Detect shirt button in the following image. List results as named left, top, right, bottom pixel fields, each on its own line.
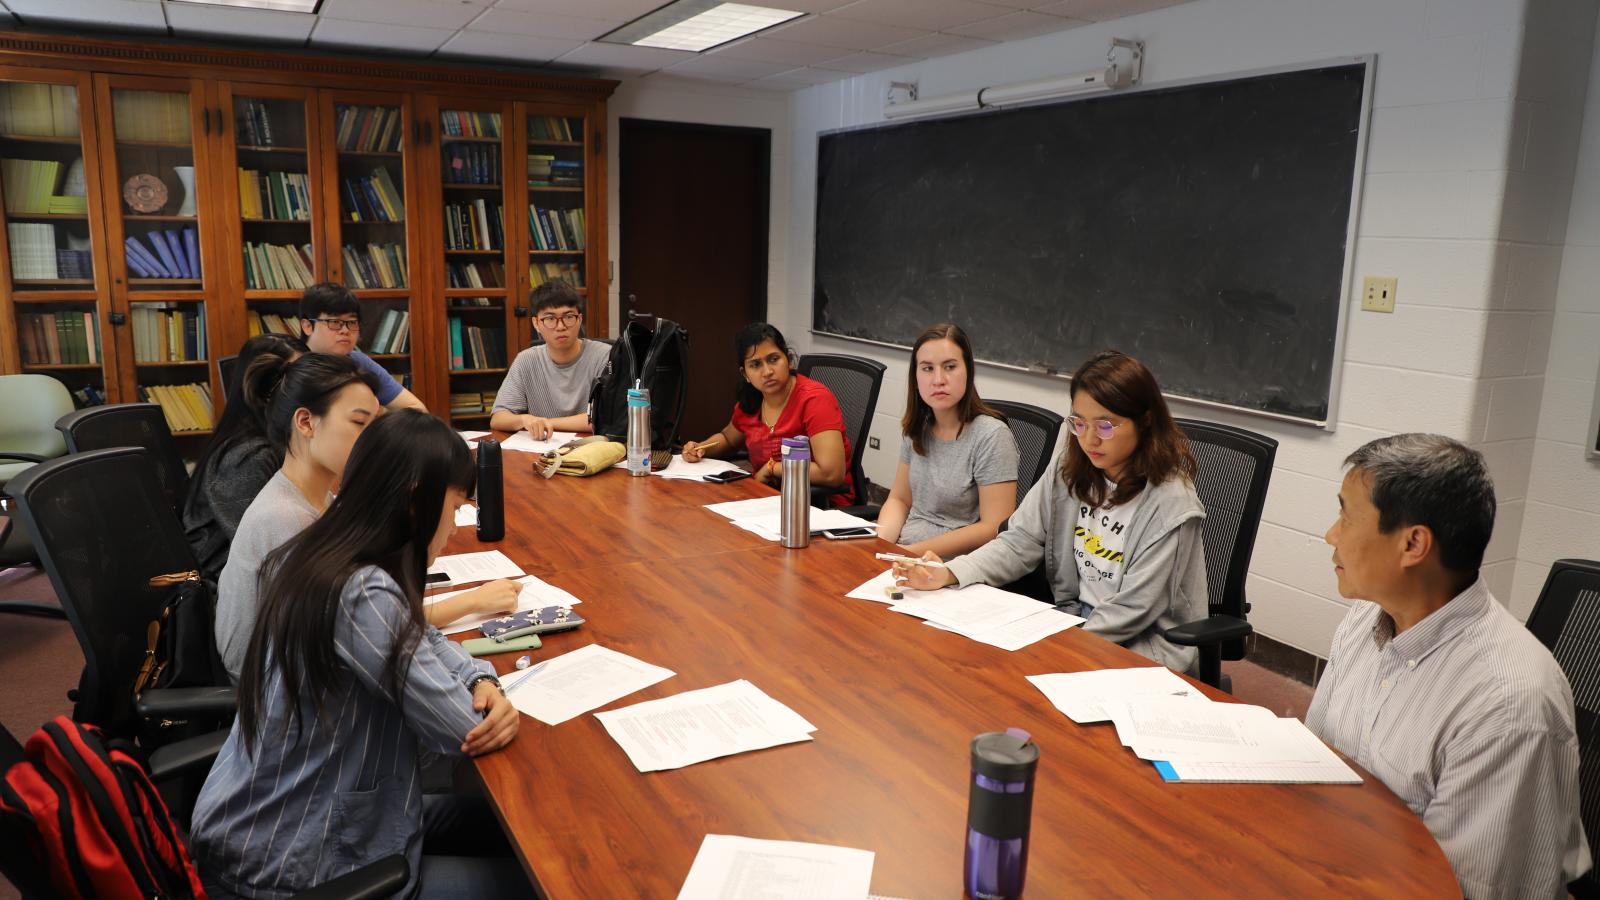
left=1380, top=679, right=1392, bottom=689
left=1407, top=660, right=1416, bottom=670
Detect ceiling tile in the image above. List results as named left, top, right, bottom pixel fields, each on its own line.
left=310, top=17, right=456, bottom=53
left=738, top=77, right=808, bottom=91
left=320, top=0, right=488, bottom=30
left=465, top=8, right=619, bottom=39
left=758, top=0, right=857, bottom=12
left=549, top=40, right=696, bottom=74
left=488, top=0, right=661, bottom=18
left=435, top=30, right=582, bottom=63
left=828, top=0, right=1013, bottom=32
left=763, top=13, right=923, bottom=50
left=713, top=36, right=853, bottom=67
left=6, top=0, right=165, bottom=29
left=166, top=3, right=315, bottom=42
left=760, top=65, right=853, bottom=85
left=665, top=54, right=794, bottom=80
left=947, top=10, right=1087, bottom=40
left=814, top=49, right=919, bottom=73
left=1032, top=0, right=1187, bottom=22
left=878, top=31, right=997, bottom=58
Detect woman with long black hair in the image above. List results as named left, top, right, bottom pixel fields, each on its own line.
left=191, top=410, right=525, bottom=898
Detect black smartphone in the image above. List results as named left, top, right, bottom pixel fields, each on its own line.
left=424, top=571, right=451, bottom=585
left=704, top=469, right=751, bottom=483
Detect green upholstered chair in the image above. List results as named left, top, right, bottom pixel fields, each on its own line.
left=0, top=374, right=75, bottom=618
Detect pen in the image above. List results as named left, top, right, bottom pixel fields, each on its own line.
left=504, top=660, right=549, bottom=694
left=875, top=552, right=947, bottom=568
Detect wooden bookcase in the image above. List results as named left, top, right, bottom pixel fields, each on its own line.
left=0, top=32, right=614, bottom=432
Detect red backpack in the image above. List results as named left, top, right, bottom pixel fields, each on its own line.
left=0, top=715, right=207, bottom=899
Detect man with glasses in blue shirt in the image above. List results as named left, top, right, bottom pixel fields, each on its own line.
left=298, top=282, right=426, bottom=412
left=489, top=282, right=608, bottom=440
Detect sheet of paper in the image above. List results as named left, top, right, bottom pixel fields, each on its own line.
left=926, top=607, right=1084, bottom=651
left=504, top=643, right=675, bottom=726
left=426, top=550, right=525, bottom=588
left=1107, top=696, right=1281, bottom=759
left=888, top=582, right=1047, bottom=633
left=705, top=496, right=783, bottom=521
left=425, top=574, right=584, bottom=636
left=677, top=835, right=874, bottom=900
left=1154, top=719, right=1361, bottom=783
left=845, top=569, right=924, bottom=604
left=651, top=455, right=746, bottom=481
left=595, top=679, right=816, bottom=773
left=1026, top=667, right=1208, bottom=724
left=499, top=430, right=578, bottom=454
left=454, top=504, right=478, bottom=527
left=738, top=508, right=876, bottom=535
left=457, top=430, right=490, bottom=443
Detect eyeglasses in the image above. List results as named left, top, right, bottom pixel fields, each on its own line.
left=1067, top=415, right=1126, bottom=440
left=312, top=317, right=360, bottom=333
left=537, top=312, right=582, bottom=329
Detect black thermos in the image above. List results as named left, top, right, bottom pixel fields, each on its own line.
left=476, top=438, right=504, bottom=542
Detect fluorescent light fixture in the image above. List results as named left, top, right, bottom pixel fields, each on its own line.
left=601, top=1, right=804, bottom=53
left=884, top=38, right=1144, bottom=122
left=168, top=0, right=322, bottom=12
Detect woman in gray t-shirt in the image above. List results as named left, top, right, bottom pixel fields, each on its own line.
left=876, top=324, right=1018, bottom=557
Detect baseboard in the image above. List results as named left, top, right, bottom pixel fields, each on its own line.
left=1246, top=633, right=1328, bottom=687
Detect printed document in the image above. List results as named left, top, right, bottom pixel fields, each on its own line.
left=596, top=679, right=816, bottom=772
left=427, top=550, right=525, bottom=587
left=677, top=835, right=874, bottom=900
left=651, top=455, right=746, bottom=481
left=453, top=504, right=478, bottom=527
left=887, top=583, right=1045, bottom=633
left=1026, top=667, right=1207, bottom=723
left=926, top=607, right=1084, bottom=651
left=500, top=430, right=578, bottom=454
left=504, top=643, right=675, bottom=726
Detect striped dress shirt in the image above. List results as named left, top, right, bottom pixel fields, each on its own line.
left=189, top=566, right=495, bottom=899
left=1306, top=579, right=1591, bottom=899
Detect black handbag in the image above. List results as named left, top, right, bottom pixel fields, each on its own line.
left=133, top=570, right=227, bottom=702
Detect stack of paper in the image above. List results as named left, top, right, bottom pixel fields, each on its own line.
left=845, top=570, right=1080, bottom=651
left=504, top=644, right=675, bottom=725
left=426, top=550, right=525, bottom=588
left=678, top=835, right=874, bottom=900
left=1026, top=667, right=1206, bottom=723
left=704, top=496, right=876, bottom=541
left=500, top=431, right=577, bottom=454
left=596, top=679, right=816, bottom=772
left=651, top=455, right=746, bottom=482
left=425, top=573, right=583, bottom=636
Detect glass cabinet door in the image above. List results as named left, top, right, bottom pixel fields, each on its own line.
left=438, top=100, right=510, bottom=426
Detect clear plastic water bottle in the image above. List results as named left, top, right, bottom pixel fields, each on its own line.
left=626, top=385, right=651, bottom=477
left=965, top=728, right=1039, bottom=900
left=779, top=436, right=810, bottom=548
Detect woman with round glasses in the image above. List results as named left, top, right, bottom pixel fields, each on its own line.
left=895, top=349, right=1207, bottom=673
left=490, top=281, right=609, bottom=440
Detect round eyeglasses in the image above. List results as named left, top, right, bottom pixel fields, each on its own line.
left=1066, top=415, right=1126, bottom=440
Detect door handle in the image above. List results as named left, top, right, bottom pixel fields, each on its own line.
left=201, top=107, right=210, bottom=135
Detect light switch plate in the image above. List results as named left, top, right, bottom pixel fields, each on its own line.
left=1362, top=276, right=1397, bottom=313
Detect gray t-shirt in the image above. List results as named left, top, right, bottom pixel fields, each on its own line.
left=897, top=414, right=1019, bottom=544
left=492, top=340, right=610, bottom=420
left=215, top=470, right=321, bottom=683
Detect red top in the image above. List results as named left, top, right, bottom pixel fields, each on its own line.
left=730, top=374, right=855, bottom=506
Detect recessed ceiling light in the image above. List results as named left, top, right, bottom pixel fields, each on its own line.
left=601, top=1, right=804, bottom=53
left=167, top=0, right=323, bottom=13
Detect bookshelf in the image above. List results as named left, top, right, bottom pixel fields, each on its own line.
left=0, top=33, right=614, bottom=429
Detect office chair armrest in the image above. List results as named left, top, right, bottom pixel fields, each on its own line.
left=136, top=686, right=237, bottom=719
left=0, top=452, right=47, bottom=464
left=293, top=855, right=411, bottom=900
left=145, top=728, right=228, bottom=782
left=1164, top=615, right=1253, bottom=647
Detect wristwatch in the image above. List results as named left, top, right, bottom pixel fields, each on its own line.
left=466, top=673, right=503, bottom=694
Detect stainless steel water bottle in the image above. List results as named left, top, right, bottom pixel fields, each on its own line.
left=779, top=436, right=810, bottom=548
left=626, top=385, right=650, bottom=476
left=965, top=728, right=1039, bottom=900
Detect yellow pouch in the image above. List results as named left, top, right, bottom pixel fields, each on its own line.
left=554, top=440, right=626, bottom=476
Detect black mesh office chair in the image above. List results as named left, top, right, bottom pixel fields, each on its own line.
left=796, top=353, right=885, bottom=509
left=987, top=400, right=1064, bottom=508
left=6, top=448, right=232, bottom=741
left=1526, top=558, right=1600, bottom=899
left=1164, top=418, right=1278, bottom=691
left=56, top=402, right=190, bottom=516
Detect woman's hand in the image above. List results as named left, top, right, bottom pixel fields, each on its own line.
left=462, top=680, right=519, bottom=756
left=682, top=440, right=705, bottom=463
left=460, top=580, right=520, bottom=617
left=893, top=551, right=957, bottom=591
left=753, top=458, right=782, bottom=486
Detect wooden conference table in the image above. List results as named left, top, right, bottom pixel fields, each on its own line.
left=446, top=442, right=1458, bottom=898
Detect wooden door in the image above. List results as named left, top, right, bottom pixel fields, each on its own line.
left=619, top=119, right=769, bottom=440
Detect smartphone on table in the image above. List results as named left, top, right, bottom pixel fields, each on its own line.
left=821, top=527, right=876, bottom=540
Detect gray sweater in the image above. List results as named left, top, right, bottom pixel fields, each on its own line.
left=215, top=471, right=320, bottom=683
left=946, top=448, right=1208, bottom=673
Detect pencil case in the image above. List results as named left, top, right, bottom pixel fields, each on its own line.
left=480, top=605, right=586, bottom=642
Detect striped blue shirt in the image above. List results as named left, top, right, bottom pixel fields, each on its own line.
left=1307, top=579, right=1591, bottom=898
left=190, top=565, right=495, bottom=899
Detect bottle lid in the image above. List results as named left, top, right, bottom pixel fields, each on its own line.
left=971, top=728, right=1039, bottom=781
left=627, top=388, right=649, bottom=407
left=780, top=436, right=810, bottom=461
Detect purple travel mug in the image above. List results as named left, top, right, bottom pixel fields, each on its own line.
left=965, top=728, right=1039, bottom=899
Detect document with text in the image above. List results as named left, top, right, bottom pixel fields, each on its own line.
left=427, top=550, right=525, bottom=588
left=500, top=430, right=578, bottom=454
left=504, top=643, right=675, bottom=726
left=677, top=835, right=874, bottom=900
left=596, top=679, right=816, bottom=773
left=1026, top=667, right=1207, bottom=724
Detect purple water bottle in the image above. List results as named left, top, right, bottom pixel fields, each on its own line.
left=965, top=728, right=1039, bottom=899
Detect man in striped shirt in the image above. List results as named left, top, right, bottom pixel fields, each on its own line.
left=1307, top=433, right=1589, bottom=899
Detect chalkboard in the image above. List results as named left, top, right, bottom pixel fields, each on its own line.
left=813, top=62, right=1370, bottom=424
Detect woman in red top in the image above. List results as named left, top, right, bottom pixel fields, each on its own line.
left=683, top=323, right=854, bottom=505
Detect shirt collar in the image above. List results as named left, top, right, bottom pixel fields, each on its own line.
left=1370, top=577, right=1490, bottom=663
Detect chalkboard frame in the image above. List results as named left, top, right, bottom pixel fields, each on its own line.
left=1588, top=354, right=1600, bottom=459
left=809, top=55, right=1377, bottom=430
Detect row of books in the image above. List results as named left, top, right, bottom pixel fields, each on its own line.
left=528, top=116, right=579, bottom=142
left=529, top=261, right=584, bottom=288
left=342, top=168, right=405, bottom=222
left=139, top=382, right=214, bottom=433
left=235, top=98, right=280, bottom=147
left=445, top=199, right=503, bottom=251
left=7, top=223, right=83, bottom=280
left=246, top=310, right=298, bottom=337
left=131, top=305, right=207, bottom=363
left=343, top=242, right=408, bottom=289
left=0, top=83, right=81, bottom=138
left=126, top=229, right=201, bottom=280
left=440, top=110, right=501, bottom=139
left=2, top=158, right=87, bottom=214
left=244, top=241, right=315, bottom=291
left=19, top=311, right=98, bottom=365
left=367, top=308, right=411, bottom=355
left=443, top=143, right=500, bottom=185
left=111, top=90, right=191, bottom=145
left=446, top=259, right=504, bottom=289
left=529, top=205, right=586, bottom=252
left=527, top=155, right=581, bottom=188
left=449, top=390, right=498, bottom=416
left=71, top=384, right=107, bottom=407
left=238, top=168, right=312, bottom=221
left=335, top=104, right=402, bottom=153
left=448, top=318, right=506, bottom=371
left=448, top=296, right=498, bottom=308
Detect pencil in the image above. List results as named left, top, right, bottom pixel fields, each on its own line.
left=691, top=436, right=724, bottom=453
